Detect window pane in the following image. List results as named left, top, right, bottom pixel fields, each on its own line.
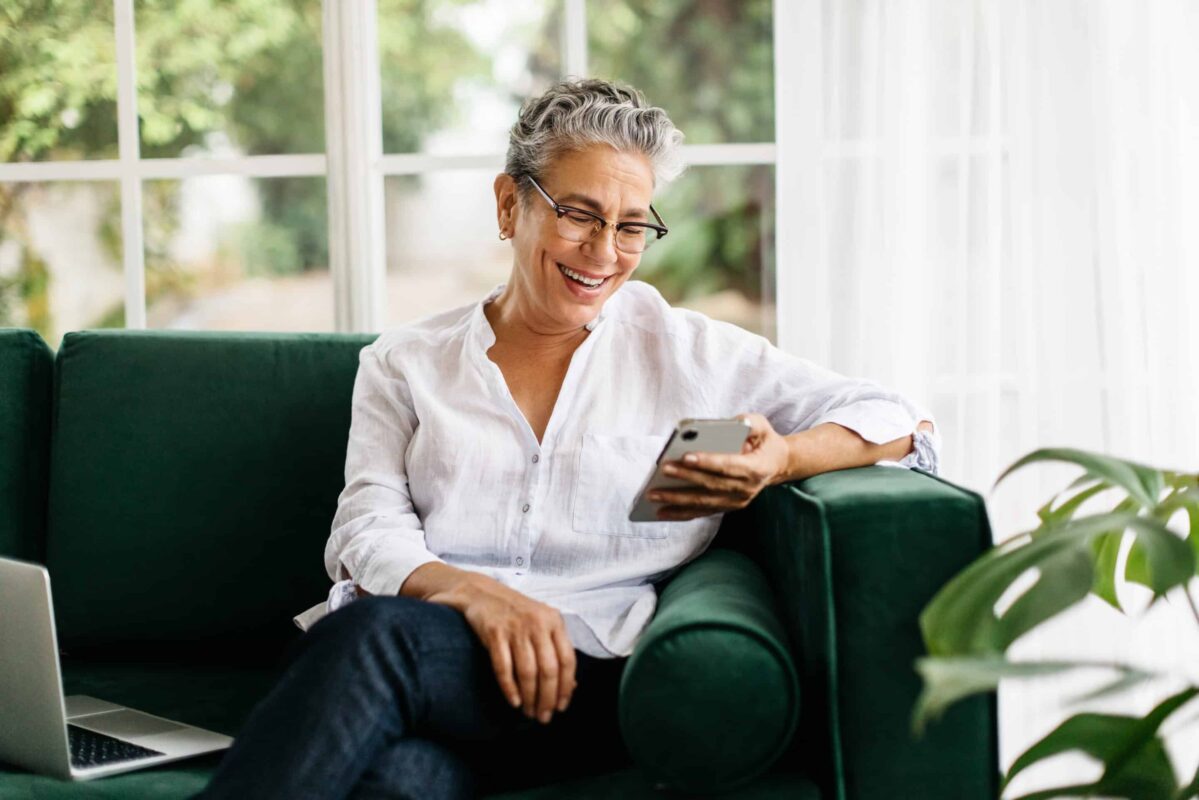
left=0, top=3, right=118, bottom=161
left=134, top=1, right=324, bottom=158
left=384, top=171, right=511, bottom=326
left=637, top=165, right=775, bottom=340
left=587, top=0, right=774, bottom=145
left=144, top=176, right=331, bottom=331
left=383, top=166, right=775, bottom=340
left=378, top=0, right=560, bottom=154
left=0, top=182, right=124, bottom=345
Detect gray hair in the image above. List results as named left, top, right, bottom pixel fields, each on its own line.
left=505, top=79, right=685, bottom=199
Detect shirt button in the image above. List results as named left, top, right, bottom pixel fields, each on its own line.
left=516, top=557, right=524, bottom=566
left=531, top=454, right=540, bottom=463
left=521, top=503, right=530, bottom=513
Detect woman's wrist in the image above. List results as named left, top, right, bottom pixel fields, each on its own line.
left=400, top=562, right=492, bottom=612
left=777, top=428, right=825, bottom=484
left=778, top=421, right=921, bottom=483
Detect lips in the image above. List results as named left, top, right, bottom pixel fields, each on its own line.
left=557, top=263, right=610, bottom=289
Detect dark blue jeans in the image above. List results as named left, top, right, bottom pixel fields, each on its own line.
left=195, top=596, right=630, bottom=800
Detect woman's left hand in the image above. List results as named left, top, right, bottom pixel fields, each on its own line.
left=649, top=413, right=790, bottom=521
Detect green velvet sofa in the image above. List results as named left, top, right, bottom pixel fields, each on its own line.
left=0, top=328, right=998, bottom=799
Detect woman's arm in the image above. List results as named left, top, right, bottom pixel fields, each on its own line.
left=778, top=419, right=935, bottom=482
left=357, top=561, right=580, bottom=724
left=327, top=343, right=444, bottom=595
left=650, top=415, right=937, bottom=521
left=337, top=350, right=577, bottom=724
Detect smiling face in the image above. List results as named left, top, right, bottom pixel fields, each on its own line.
left=494, top=144, right=656, bottom=333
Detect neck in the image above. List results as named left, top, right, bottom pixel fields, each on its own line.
left=485, top=278, right=594, bottom=353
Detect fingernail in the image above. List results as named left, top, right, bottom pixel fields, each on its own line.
left=558, top=698, right=568, bottom=711
left=684, top=454, right=697, bottom=464
left=539, top=711, right=552, bottom=724
left=663, top=465, right=676, bottom=475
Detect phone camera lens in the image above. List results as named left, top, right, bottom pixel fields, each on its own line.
left=682, top=430, right=697, bottom=441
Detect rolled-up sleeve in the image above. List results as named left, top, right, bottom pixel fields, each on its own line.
left=325, top=343, right=444, bottom=597
left=732, top=332, right=941, bottom=475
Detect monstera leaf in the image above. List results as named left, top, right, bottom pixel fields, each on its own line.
left=914, top=448, right=1199, bottom=799
left=1001, top=688, right=1199, bottom=800
left=919, top=512, right=1190, bottom=658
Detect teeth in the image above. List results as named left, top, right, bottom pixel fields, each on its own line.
left=559, top=264, right=604, bottom=288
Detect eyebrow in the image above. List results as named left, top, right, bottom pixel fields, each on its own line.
left=557, top=193, right=649, bottom=221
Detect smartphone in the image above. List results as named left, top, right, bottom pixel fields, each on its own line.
left=628, top=418, right=753, bottom=522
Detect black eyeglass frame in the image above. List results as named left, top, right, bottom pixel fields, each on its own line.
left=525, top=174, right=668, bottom=252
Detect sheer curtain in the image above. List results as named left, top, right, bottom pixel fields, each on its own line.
left=779, top=0, right=1199, bottom=793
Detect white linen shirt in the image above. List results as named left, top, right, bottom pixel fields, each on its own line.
left=294, top=280, right=941, bottom=658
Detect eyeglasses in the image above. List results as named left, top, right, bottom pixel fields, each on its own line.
left=526, top=175, right=668, bottom=254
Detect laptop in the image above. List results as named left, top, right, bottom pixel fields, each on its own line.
left=0, top=556, right=232, bottom=781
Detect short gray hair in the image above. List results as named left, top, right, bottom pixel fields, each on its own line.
left=505, top=79, right=685, bottom=198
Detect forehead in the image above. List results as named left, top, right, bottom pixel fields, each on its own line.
left=541, top=145, right=655, bottom=216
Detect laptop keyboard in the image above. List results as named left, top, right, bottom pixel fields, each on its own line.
left=68, top=724, right=165, bottom=768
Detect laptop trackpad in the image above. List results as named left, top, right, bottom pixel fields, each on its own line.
left=74, top=709, right=188, bottom=739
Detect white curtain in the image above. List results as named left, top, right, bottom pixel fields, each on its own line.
left=786, top=0, right=1199, bottom=793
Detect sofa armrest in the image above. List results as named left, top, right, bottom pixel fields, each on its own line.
left=724, top=466, right=999, bottom=800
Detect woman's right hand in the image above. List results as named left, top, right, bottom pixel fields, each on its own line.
left=426, top=575, right=578, bottom=725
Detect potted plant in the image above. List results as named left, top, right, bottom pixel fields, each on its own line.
left=914, top=449, right=1199, bottom=799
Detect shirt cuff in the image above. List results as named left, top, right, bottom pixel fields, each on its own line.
left=812, top=399, right=924, bottom=445
left=348, top=539, right=445, bottom=598
left=898, top=427, right=942, bottom=475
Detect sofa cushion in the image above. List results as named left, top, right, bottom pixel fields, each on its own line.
left=0, top=329, right=53, bottom=562
left=46, top=330, right=375, bottom=661
left=618, top=548, right=800, bottom=795
left=0, top=662, right=818, bottom=800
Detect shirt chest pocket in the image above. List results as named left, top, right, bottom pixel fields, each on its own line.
left=571, top=433, right=673, bottom=539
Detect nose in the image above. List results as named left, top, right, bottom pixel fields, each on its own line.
left=580, top=224, right=619, bottom=265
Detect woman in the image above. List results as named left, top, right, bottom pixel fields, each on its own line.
left=197, top=79, right=939, bottom=800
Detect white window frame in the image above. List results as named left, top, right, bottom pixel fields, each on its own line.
left=0, top=0, right=781, bottom=340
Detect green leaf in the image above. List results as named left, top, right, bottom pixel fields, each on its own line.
left=911, top=657, right=1142, bottom=736
left=1004, top=687, right=1198, bottom=800
left=1122, top=507, right=1195, bottom=599
left=1066, top=668, right=1157, bottom=705
left=1038, top=480, right=1112, bottom=528
left=1091, top=496, right=1141, bottom=610
left=1156, top=487, right=1199, bottom=577
left=920, top=513, right=1187, bottom=657
left=995, top=448, right=1164, bottom=509
left=1092, top=531, right=1125, bottom=610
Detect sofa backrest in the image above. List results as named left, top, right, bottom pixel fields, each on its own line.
left=46, top=330, right=375, bottom=662
left=0, top=329, right=53, bottom=563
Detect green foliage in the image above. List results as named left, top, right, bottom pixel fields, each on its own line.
left=0, top=0, right=487, bottom=338
left=0, top=0, right=119, bottom=161
left=587, top=0, right=774, bottom=145
left=223, top=220, right=301, bottom=276
left=377, top=0, right=489, bottom=154
left=1002, top=689, right=1197, bottom=800
left=637, top=165, right=773, bottom=304
left=914, top=448, right=1199, bottom=798
left=2, top=0, right=778, bottom=338
left=587, top=0, right=775, bottom=305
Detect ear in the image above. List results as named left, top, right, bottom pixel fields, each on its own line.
left=494, top=173, right=520, bottom=238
